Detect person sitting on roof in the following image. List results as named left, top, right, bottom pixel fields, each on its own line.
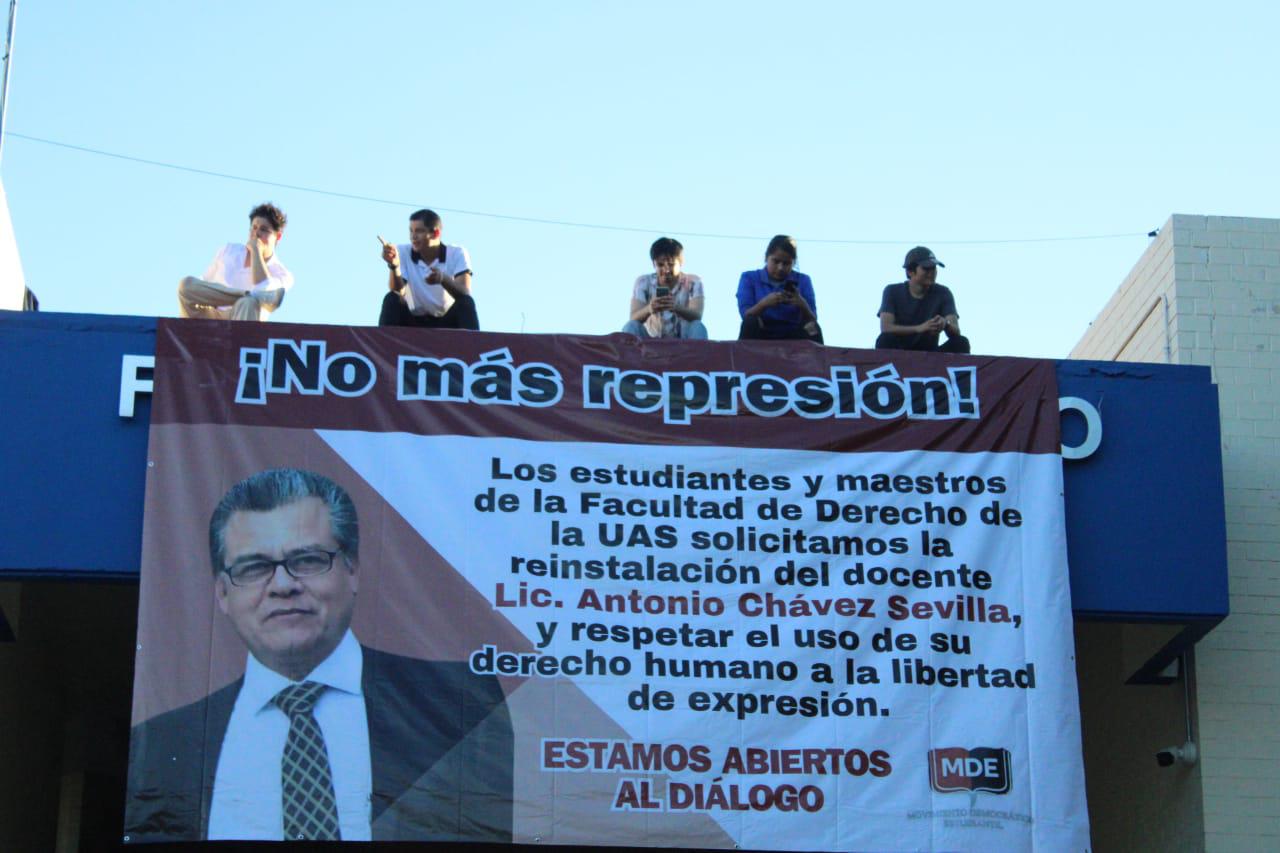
left=736, top=235, right=822, bottom=343
left=177, top=203, right=293, bottom=321
left=377, top=209, right=479, bottom=330
left=875, top=246, right=971, bottom=354
left=623, top=237, right=707, bottom=339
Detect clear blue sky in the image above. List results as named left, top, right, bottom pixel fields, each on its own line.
left=4, top=1, right=1277, bottom=357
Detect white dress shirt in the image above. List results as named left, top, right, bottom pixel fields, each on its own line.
left=207, top=630, right=372, bottom=840
left=204, top=243, right=295, bottom=309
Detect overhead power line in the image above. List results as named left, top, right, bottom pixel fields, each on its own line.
left=6, top=131, right=1146, bottom=246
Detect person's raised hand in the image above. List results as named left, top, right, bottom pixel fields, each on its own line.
left=378, top=237, right=398, bottom=269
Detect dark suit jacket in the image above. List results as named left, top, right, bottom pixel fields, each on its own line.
left=124, top=646, right=512, bottom=842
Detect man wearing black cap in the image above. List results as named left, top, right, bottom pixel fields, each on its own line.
left=874, top=246, right=970, bottom=354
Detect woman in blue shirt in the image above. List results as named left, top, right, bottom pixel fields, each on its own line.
left=736, top=235, right=823, bottom=343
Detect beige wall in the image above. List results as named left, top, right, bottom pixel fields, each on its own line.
left=1071, top=224, right=1178, bottom=364
left=1072, top=214, right=1280, bottom=852
left=1075, top=623, right=1205, bottom=852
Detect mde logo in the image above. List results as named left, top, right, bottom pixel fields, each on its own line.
left=928, top=747, right=1012, bottom=795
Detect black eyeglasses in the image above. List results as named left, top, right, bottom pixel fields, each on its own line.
left=223, top=549, right=343, bottom=587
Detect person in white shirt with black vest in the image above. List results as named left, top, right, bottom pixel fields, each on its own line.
left=178, top=202, right=294, bottom=321
left=377, top=209, right=479, bottom=330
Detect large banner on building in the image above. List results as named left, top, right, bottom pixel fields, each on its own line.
left=125, top=320, right=1089, bottom=850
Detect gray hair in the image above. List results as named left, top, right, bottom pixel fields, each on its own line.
left=208, top=468, right=359, bottom=574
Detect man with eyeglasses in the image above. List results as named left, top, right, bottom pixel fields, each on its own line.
left=125, top=468, right=512, bottom=842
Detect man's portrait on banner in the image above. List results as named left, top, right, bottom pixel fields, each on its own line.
left=125, top=467, right=513, bottom=842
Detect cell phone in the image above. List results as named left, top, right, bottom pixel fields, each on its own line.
left=655, top=286, right=671, bottom=298
left=783, top=281, right=798, bottom=294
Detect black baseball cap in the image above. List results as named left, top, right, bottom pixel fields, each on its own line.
left=904, top=246, right=944, bottom=269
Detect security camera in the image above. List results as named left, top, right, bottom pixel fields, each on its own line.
left=1155, top=742, right=1198, bottom=768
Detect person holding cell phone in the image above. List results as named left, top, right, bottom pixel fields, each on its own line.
left=622, top=237, right=708, bottom=339
left=736, top=234, right=822, bottom=343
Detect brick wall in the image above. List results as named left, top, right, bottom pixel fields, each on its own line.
left=1071, top=225, right=1177, bottom=364
left=1072, top=214, right=1280, bottom=851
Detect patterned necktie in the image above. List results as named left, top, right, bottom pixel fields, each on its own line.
left=272, top=681, right=341, bottom=841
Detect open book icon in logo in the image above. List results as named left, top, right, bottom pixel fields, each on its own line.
left=928, top=747, right=1012, bottom=795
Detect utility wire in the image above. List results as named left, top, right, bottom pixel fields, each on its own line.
left=5, top=131, right=1147, bottom=246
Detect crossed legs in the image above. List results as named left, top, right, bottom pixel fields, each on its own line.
left=177, top=277, right=280, bottom=321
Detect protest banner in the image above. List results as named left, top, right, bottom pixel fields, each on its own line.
left=125, top=320, right=1089, bottom=849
